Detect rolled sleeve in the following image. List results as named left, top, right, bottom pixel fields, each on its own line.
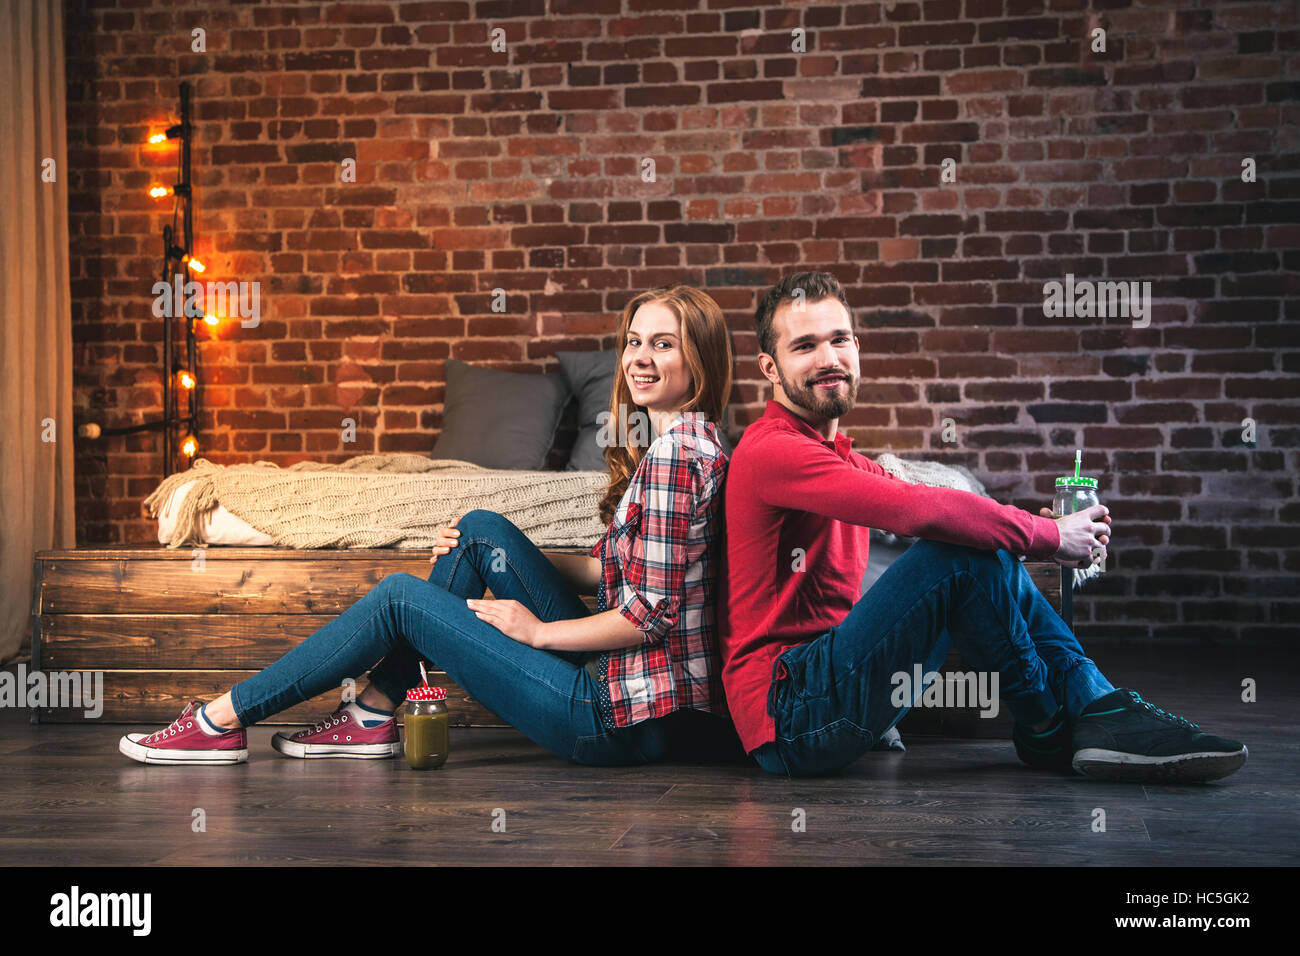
left=617, top=590, right=671, bottom=638
left=616, top=443, right=703, bottom=645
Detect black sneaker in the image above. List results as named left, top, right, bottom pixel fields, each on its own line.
left=1071, top=689, right=1247, bottom=783
left=1012, top=706, right=1073, bottom=773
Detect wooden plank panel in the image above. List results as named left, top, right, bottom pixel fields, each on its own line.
left=40, top=614, right=346, bottom=669
left=41, top=597, right=603, bottom=669
left=35, top=546, right=442, bottom=561
left=35, top=545, right=594, bottom=559
left=39, top=556, right=436, bottom=614
left=35, top=670, right=505, bottom=727
left=1025, top=561, right=1061, bottom=605
left=37, top=548, right=598, bottom=615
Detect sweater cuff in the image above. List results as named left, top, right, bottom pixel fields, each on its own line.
left=1028, top=514, right=1061, bottom=560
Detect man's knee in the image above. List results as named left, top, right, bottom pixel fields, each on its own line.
left=909, top=539, right=1016, bottom=590
left=994, top=548, right=1027, bottom=575
left=910, top=538, right=992, bottom=565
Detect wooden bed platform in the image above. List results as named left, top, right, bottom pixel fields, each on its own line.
left=30, top=544, right=1066, bottom=737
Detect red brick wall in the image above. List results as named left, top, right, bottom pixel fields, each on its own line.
left=64, top=0, right=1298, bottom=644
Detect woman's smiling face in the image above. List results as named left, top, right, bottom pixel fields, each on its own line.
left=622, top=301, right=692, bottom=414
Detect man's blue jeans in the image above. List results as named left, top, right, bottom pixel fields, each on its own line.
left=751, top=539, right=1114, bottom=777
left=230, top=510, right=733, bottom=765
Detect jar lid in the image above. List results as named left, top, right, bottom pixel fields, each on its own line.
left=1054, top=476, right=1099, bottom=489
left=406, top=685, right=447, bottom=702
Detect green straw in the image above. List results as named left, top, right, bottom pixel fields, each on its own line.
left=1074, top=449, right=1081, bottom=479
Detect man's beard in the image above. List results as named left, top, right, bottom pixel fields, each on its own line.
left=775, top=361, right=857, bottom=419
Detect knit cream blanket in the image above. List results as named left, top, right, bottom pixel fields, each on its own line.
left=143, top=455, right=608, bottom=550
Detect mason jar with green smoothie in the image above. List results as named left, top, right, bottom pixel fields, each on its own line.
left=403, top=677, right=450, bottom=771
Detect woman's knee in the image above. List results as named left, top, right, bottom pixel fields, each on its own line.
left=455, top=509, right=512, bottom=540
left=376, top=571, right=423, bottom=600
left=450, top=510, right=532, bottom=577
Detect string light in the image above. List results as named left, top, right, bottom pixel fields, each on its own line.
left=155, top=85, right=201, bottom=477
left=150, top=123, right=185, bottom=144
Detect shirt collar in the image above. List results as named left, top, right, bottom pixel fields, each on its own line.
left=763, top=399, right=854, bottom=456
left=659, top=410, right=715, bottom=437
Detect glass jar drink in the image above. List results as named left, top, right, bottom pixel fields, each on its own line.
left=1052, top=449, right=1101, bottom=517
left=1053, top=476, right=1100, bottom=517
left=1053, top=450, right=1104, bottom=567
left=403, top=685, right=449, bottom=770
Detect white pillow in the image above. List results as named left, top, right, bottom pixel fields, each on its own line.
left=155, top=479, right=275, bottom=546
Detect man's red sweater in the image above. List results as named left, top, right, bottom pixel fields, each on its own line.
left=719, top=400, right=1063, bottom=754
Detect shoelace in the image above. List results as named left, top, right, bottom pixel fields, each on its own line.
left=1129, top=691, right=1199, bottom=730
left=146, top=708, right=195, bottom=743
left=298, top=712, right=348, bottom=738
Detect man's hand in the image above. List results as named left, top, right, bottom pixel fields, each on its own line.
left=466, top=598, right=547, bottom=648
left=1040, top=505, right=1110, bottom=568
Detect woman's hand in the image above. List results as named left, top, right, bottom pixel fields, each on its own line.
left=466, top=598, right=547, bottom=649
left=1039, top=505, right=1110, bottom=568
left=429, top=516, right=461, bottom=567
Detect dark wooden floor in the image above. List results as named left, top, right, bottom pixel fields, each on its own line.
left=1, top=644, right=1294, bottom=866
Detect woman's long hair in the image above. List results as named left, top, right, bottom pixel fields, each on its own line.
left=597, top=285, right=732, bottom=527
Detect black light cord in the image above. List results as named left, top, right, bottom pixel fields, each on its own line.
left=82, top=415, right=195, bottom=438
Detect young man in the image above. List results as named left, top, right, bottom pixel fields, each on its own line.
left=719, top=271, right=1248, bottom=782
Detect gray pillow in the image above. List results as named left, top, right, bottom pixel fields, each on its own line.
left=432, top=359, right=570, bottom=470
left=556, top=350, right=618, bottom=471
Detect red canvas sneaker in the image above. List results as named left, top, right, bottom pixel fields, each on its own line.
left=270, top=707, right=401, bottom=759
left=119, top=701, right=249, bottom=765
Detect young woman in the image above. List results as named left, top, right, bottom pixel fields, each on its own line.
left=119, top=285, right=740, bottom=767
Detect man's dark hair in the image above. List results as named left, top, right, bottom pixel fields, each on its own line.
left=753, top=271, right=854, bottom=358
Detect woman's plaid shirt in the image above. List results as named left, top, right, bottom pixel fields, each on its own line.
left=589, top=414, right=729, bottom=727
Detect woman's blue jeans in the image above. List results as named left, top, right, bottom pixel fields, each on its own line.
left=229, top=510, right=735, bottom=765
left=752, top=539, right=1114, bottom=777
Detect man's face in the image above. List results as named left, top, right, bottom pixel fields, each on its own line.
left=764, top=297, right=860, bottom=420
